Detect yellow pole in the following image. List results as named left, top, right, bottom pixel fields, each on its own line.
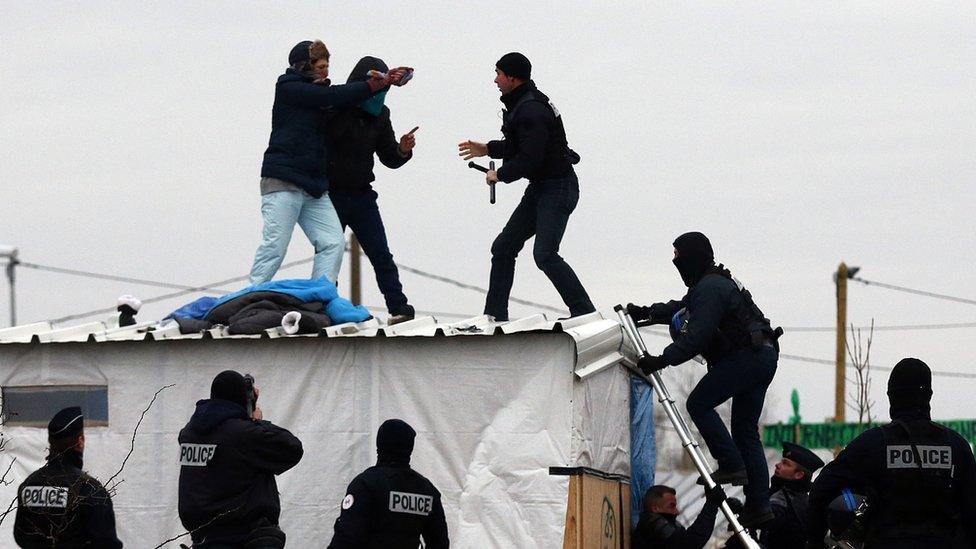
left=835, top=262, right=848, bottom=423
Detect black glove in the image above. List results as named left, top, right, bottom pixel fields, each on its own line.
left=705, top=484, right=728, bottom=506
left=725, top=496, right=744, bottom=514
left=637, top=355, right=668, bottom=376
left=626, top=303, right=651, bottom=321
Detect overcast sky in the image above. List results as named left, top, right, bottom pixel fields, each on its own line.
left=2, top=2, right=975, bottom=424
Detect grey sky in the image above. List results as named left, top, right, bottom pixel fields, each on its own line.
left=2, top=2, right=975, bottom=424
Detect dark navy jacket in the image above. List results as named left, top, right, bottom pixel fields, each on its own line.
left=632, top=502, right=718, bottom=549
left=260, top=69, right=373, bottom=198
left=328, top=462, right=449, bottom=549
left=178, top=399, right=303, bottom=546
left=806, top=410, right=976, bottom=547
left=325, top=105, right=411, bottom=196
left=14, top=451, right=123, bottom=548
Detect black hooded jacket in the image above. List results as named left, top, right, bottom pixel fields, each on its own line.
left=325, top=56, right=411, bottom=196
left=14, top=451, right=123, bottom=548
left=178, top=399, right=303, bottom=545
left=485, top=80, right=574, bottom=183
left=328, top=460, right=449, bottom=549
left=632, top=502, right=718, bottom=549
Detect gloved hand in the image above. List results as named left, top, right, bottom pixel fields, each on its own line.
left=704, top=484, right=728, bottom=506
left=637, top=355, right=668, bottom=376
left=725, top=496, right=744, bottom=514
left=626, top=303, right=652, bottom=321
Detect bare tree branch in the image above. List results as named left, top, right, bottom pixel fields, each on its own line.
left=104, top=384, right=175, bottom=491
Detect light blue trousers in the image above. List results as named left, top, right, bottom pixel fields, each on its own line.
left=249, top=190, right=345, bottom=285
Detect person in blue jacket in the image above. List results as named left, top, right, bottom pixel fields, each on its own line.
left=250, top=40, right=408, bottom=286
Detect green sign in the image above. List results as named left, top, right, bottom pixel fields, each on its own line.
left=764, top=419, right=976, bottom=449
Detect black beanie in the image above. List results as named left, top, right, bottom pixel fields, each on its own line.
left=376, top=419, right=416, bottom=465
left=888, top=358, right=932, bottom=417
left=48, top=406, right=84, bottom=442
left=288, top=41, right=313, bottom=66
left=672, top=232, right=715, bottom=287
left=496, top=52, right=531, bottom=80
left=211, top=370, right=249, bottom=409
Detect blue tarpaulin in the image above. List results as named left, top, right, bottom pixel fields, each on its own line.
left=629, top=374, right=656, bottom=529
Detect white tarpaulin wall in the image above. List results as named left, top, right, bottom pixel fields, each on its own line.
left=0, top=331, right=630, bottom=548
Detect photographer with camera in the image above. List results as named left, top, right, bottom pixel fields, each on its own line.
left=178, top=370, right=303, bottom=548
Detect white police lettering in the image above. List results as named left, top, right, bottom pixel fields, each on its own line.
left=21, top=486, right=69, bottom=508
left=179, top=443, right=217, bottom=466
left=388, top=491, right=433, bottom=516
left=886, top=445, right=952, bottom=469
left=549, top=101, right=561, bottom=118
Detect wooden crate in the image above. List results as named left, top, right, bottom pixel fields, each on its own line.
left=555, top=468, right=631, bottom=549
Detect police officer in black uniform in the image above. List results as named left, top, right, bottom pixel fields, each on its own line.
left=459, top=52, right=595, bottom=321
left=178, top=371, right=303, bottom=548
left=14, top=406, right=123, bottom=548
left=627, top=232, right=780, bottom=527
left=805, top=358, right=976, bottom=548
left=328, top=419, right=449, bottom=548
left=757, top=442, right=825, bottom=548
left=632, top=484, right=726, bottom=549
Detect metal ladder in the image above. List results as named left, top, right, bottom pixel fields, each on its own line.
left=615, top=305, right=760, bottom=549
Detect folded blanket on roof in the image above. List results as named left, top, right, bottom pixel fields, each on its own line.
left=226, top=299, right=331, bottom=335
left=206, top=277, right=370, bottom=324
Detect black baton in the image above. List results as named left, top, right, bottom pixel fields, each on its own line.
left=467, top=161, right=496, bottom=204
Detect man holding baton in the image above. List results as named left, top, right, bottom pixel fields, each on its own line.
left=459, top=52, right=594, bottom=321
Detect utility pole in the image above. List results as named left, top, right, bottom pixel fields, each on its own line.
left=349, top=235, right=361, bottom=306
left=834, top=262, right=860, bottom=423
left=1, top=246, right=18, bottom=327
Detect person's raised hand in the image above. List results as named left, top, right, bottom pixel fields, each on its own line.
left=366, top=72, right=392, bottom=93
left=458, top=140, right=487, bottom=160
left=399, top=126, right=419, bottom=154
left=388, top=67, right=414, bottom=86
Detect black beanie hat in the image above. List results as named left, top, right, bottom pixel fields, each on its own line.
left=672, top=232, right=715, bottom=287
left=376, top=419, right=416, bottom=464
left=347, top=56, right=388, bottom=84
left=496, top=52, right=531, bottom=80
left=289, top=40, right=313, bottom=66
left=211, top=370, right=249, bottom=409
left=48, top=406, right=84, bottom=442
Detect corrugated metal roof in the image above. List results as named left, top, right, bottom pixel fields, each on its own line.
left=0, top=312, right=629, bottom=377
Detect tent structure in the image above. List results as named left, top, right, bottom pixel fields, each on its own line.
left=0, top=312, right=652, bottom=548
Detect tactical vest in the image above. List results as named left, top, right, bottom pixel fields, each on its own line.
left=501, top=87, right=576, bottom=180
left=871, top=419, right=957, bottom=541
left=687, top=267, right=776, bottom=362
left=363, top=465, right=439, bottom=548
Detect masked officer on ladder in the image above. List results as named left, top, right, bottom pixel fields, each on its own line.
left=459, top=52, right=596, bottom=322
left=805, top=358, right=976, bottom=548
left=328, top=419, right=449, bottom=548
left=627, top=232, right=780, bottom=527
left=178, top=371, right=303, bottom=548
left=14, top=407, right=123, bottom=548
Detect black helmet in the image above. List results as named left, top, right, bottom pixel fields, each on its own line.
left=827, top=489, right=869, bottom=540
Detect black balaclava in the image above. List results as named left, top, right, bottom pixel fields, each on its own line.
left=496, top=52, right=531, bottom=80
left=346, top=56, right=388, bottom=84
left=211, top=370, right=248, bottom=409
left=887, top=357, right=933, bottom=419
left=376, top=419, right=416, bottom=465
left=672, top=232, right=715, bottom=287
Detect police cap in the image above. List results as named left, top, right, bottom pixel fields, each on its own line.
left=48, top=406, right=84, bottom=441
left=783, top=442, right=825, bottom=473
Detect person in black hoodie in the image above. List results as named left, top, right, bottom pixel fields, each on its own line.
left=326, top=56, right=417, bottom=324
left=250, top=40, right=410, bottom=287
left=14, top=407, right=123, bottom=548
left=627, top=232, right=779, bottom=527
left=178, top=371, right=303, bottom=548
left=805, top=358, right=976, bottom=549
left=459, top=52, right=595, bottom=321
left=328, top=419, right=449, bottom=548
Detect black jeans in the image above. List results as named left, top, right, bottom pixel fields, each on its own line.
left=331, top=191, right=410, bottom=314
left=686, top=345, right=778, bottom=509
left=484, top=172, right=594, bottom=320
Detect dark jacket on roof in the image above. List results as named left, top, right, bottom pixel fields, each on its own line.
left=178, top=398, right=303, bottom=546
left=260, top=68, right=374, bottom=198
left=325, top=56, right=411, bottom=196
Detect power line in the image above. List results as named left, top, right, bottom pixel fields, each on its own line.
left=852, top=276, right=976, bottom=306
left=18, top=262, right=240, bottom=292
left=394, top=263, right=565, bottom=314
left=783, top=321, right=976, bottom=332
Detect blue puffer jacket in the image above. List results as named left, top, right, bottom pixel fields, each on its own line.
left=261, top=69, right=374, bottom=198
